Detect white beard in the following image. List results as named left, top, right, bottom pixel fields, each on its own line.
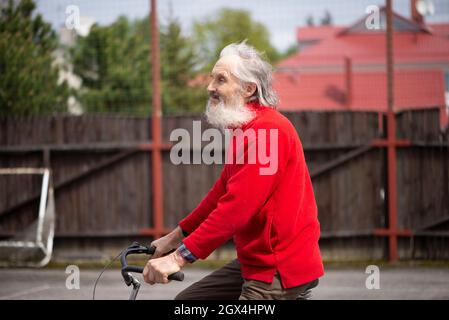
left=204, top=97, right=256, bottom=130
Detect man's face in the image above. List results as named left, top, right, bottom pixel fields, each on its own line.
left=204, top=55, right=256, bottom=129
left=207, top=55, right=245, bottom=107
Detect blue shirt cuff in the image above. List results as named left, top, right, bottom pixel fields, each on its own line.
left=177, top=243, right=197, bottom=263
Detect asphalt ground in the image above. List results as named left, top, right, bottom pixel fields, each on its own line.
left=1, top=266, right=448, bottom=300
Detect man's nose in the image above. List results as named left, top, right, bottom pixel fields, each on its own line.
left=207, top=81, right=215, bottom=93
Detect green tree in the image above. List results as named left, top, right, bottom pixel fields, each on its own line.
left=71, top=16, right=152, bottom=114
left=192, top=8, right=280, bottom=72
left=0, top=0, right=69, bottom=116
left=160, top=16, right=207, bottom=114
left=71, top=15, right=206, bottom=115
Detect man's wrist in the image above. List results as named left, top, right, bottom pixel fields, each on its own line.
left=166, top=227, right=184, bottom=248
left=173, top=226, right=185, bottom=243
left=173, top=249, right=188, bottom=267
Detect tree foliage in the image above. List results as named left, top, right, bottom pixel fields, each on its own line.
left=71, top=16, right=152, bottom=114
left=0, top=0, right=68, bottom=116
left=1, top=3, right=283, bottom=115
left=72, top=15, right=206, bottom=115
left=191, top=8, right=280, bottom=72
left=160, top=16, right=207, bottom=114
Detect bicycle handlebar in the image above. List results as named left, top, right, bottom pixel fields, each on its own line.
left=120, top=242, right=184, bottom=285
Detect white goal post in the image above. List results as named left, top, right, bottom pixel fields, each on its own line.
left=0, top=168, right=55, bottom=267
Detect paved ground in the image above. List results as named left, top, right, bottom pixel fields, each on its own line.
left=1, top=266, right=448, bottom=300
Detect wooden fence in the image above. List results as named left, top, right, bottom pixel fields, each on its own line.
left=0, top=109, right=448, bottom=260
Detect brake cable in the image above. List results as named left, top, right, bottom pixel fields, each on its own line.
left=92, top=249, right=124, bottom=300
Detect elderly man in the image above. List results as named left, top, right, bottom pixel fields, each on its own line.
left=143, top=41, right=324, bottom=300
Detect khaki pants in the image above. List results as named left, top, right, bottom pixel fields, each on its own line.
left=174, top=259, right=319, bottom=300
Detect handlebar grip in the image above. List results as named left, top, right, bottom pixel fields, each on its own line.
left=120, top=243, right=184, bottom=282
left=167, top=272, right=184, bottom=281
left=147, top=245, right=156, bottom=255
left=122, top=266, right=184, bottom=281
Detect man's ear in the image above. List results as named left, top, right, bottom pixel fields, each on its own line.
left=243, top=83, right=257, bottom=98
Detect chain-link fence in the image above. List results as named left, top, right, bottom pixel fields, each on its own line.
left=1, top=0, right=449, bottom=263
left=1, top=0, right=447, bottom=118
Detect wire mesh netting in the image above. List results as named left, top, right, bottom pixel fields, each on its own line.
left=1, top=1, right=449, bottom=265
left=1, top=0, right=447, bottom=119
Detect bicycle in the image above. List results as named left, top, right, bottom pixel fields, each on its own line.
left=93, top=241, right=184, bottom=300
left=93, top=242, right=317, bottom=300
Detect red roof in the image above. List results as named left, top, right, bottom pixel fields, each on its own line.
left=279, top=32, right=449, bottom=68
left=296, top=25, right=344, bottom=41
left=275, top=13, right=449, bottom=128
left=429, top=23, right=449, bottom=38
left=273, top=70, right=445, bottom=111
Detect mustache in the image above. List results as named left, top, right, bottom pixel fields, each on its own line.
left=209, top=92, right=220, bottom=100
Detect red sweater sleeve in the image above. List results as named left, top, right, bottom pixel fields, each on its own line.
left=182, top=126, right=288, bottom=259
left=178, top=168, right=227, bottom=234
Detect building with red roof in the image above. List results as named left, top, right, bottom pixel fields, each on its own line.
left=273, top=7, right=449, bottom=129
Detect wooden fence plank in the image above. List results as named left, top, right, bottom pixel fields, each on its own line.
left=1, top=110, right=447, bottom=259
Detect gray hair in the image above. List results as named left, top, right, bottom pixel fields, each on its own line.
left=219, top=41, right=279, bottom=108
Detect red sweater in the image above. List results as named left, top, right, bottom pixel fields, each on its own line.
left=179, top=102, right=324, bottom=288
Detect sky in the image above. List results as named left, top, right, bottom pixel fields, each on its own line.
left=36, top=0, right=449, bottom=52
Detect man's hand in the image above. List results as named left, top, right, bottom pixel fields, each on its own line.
left=151, top=226, right=185, bottom=258
left=143, top=250, right=187, bottom=285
